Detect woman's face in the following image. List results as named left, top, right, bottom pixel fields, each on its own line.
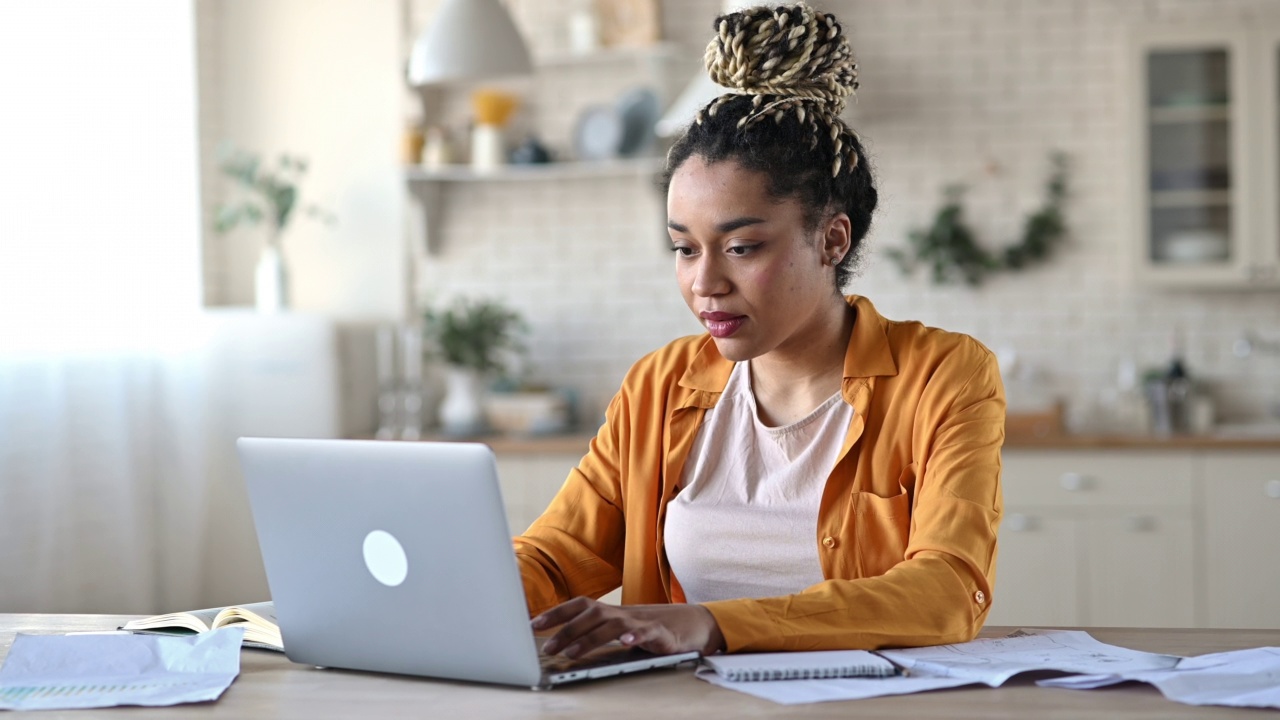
left=666, top=156, right=846, bottom=363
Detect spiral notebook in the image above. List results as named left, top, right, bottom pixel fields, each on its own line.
left=701, top=650, right=898, bottom=681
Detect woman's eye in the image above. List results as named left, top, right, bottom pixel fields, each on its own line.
left=670, top=245, right=695, bottom=257
left=727, top=244, right=759, bottom=256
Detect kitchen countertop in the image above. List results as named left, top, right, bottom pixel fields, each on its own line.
left=420, top=429, right=1280, bottom=455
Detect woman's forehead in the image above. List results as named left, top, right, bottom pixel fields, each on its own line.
left=667, top=157, right=796, bottom=219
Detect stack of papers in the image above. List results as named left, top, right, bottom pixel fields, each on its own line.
left=0, top=627, right=243, bottom=711
left=1039, top=646, right=1280, bottom=710
left=699, top=628, right=1280, bottom=709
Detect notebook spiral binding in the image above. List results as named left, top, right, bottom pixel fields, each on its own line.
left=720, top=664, right=897, bottom=682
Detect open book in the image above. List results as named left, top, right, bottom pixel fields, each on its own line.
left=120, top=601, right=282, bottom=652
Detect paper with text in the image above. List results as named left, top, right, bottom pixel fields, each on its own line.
left=0, top=627, right=242, bottom=711
left=1038, top=646, right=1280, bottom=710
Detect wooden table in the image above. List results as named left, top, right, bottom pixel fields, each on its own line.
left=2, top=616, right=1277, bottom=718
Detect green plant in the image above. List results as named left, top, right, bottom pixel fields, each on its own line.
left=422, top=298, right=527, bottom=374
left=886, top=152, right=1068, bottom=287
left=212, top=144, right=336, bottom=242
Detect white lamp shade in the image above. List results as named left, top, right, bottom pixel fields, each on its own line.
left=407, top=0, right=533, bottom=87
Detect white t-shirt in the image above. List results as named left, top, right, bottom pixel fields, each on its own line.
left=664, top=361, right=854, bottom=603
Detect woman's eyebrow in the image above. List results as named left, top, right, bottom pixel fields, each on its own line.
left=666, top=217, right=766, bottom=234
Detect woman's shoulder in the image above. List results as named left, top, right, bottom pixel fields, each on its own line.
left=885, top=318, right=994, bottom=362
left=853, top=296, right=995, bottom=369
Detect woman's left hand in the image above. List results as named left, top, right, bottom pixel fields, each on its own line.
left=533, top=597, right=726, bottom=658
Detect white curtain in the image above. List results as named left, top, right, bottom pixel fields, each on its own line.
left=0, top=0, right=214, bottom=613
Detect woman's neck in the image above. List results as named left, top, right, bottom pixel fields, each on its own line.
left=748, top=298, right=855, bottom=427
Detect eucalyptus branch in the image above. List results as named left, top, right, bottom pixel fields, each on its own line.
left=888, top=152, right=1069, bottom=287
left=211, top=144, right=337, bottom=238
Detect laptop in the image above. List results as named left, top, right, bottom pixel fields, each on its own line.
left=236, top=437, right=699, bottom=689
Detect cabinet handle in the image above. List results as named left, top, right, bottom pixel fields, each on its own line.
left=1265, top=480, right=1280, bottom=499
left=1125, top=515, right=1156, bottom=533
left=1059, top=473, right=1090, bottom=492
left=1004, top=513, right=1036, bottom=532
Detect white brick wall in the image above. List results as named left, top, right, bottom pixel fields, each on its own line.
left=401, top=0, right=1280, bottom=426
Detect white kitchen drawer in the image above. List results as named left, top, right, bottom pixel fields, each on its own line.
left=1001, top=450, right=1195, bottom=507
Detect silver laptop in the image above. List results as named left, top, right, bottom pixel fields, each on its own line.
left=236, top=437, right=698, bottom=689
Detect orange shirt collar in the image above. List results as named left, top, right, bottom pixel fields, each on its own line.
left=677, top=295, right=898, bottom=403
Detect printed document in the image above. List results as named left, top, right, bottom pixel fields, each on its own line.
left=0, top=627, right=242, bottom=711
left=1038, top=646, right=1280, bottom=710
left=698, top=628, right=1180, bottom=705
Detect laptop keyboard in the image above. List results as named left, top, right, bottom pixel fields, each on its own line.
left=537, top=639, right=648, bottom=674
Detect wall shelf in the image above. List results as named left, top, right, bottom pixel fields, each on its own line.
left=405, top=157, right=664, bottom=254
left=406, top=156, right=663, bottom=183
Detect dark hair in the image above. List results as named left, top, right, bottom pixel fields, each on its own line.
left=661, top=3, right=878, bottom=291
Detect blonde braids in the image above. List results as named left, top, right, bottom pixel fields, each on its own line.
left=698, top=3, right=860, bottom=177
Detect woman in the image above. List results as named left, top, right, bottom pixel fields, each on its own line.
left=517, top=3, right=1004, bottom=659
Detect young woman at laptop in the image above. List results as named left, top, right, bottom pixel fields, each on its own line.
left=519, top=2, right=1004, bottom=660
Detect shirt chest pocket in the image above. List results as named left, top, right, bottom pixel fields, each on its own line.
left=848, top=463, right=915, bottom=578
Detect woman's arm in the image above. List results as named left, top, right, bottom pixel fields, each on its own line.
left=513, top=393, right=630, bottom=616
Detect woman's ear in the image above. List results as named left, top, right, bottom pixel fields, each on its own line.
left=822, top=213, right=853, bottom=266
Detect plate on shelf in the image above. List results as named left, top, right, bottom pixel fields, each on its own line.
left=1158, top=229, right=1229, bottom=263
left=615, top=86, right=660, bottom=156
left=573, top=105, right=624, bottom=161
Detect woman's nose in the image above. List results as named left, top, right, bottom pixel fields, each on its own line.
left=690, top=256, right=730, bottom=297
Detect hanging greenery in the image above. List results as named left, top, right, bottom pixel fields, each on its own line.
left=886, top=152, right=1069, bottom=287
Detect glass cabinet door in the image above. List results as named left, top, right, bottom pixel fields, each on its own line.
left=1143, top=48, right=1236, bottom=269
left=1264, top=35, right=1280, bottom=280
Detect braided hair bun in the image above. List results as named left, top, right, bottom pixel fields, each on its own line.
left=665, top=2, right=877, bottom=290
left=699, top=3, right=860, bottom=177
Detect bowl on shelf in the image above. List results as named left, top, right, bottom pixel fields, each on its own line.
left=1157, top=229, right=1229, bottom=263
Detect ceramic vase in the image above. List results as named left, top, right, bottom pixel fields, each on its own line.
left=254, top=240, right=289, bottom=313
left=439, top=365, right=487, bottom=436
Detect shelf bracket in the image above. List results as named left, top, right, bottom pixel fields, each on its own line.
left=406, top=179, right=442, bottom=256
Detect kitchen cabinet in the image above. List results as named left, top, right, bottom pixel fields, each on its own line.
left=491, top=441, right=1280, bottom=626
left=1129, top=27, right=1280, bottom=288
left=990, top=451, right=1198, bottom=627
left=1202, top=451, right=1280, bottom=628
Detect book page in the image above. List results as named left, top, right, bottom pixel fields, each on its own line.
left=120, top=607, right=224, bottom=633
left=212, top=602, right=281, bottom=650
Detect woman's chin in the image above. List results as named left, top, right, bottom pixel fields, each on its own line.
left=709, top=335, right=757, bottom=363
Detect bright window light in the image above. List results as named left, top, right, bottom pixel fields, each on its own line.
left=0, top=0, right=202, bottom=356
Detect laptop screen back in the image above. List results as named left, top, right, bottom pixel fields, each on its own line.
left=238, top=437, right=543, bottom=687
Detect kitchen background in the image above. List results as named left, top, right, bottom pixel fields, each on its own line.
left=203, top=0, right=1280, bottom=429
left=2, top=0, right=1278, bottom=621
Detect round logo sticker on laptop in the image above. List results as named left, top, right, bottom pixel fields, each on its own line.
left=362, top=530, right=408, bottom=587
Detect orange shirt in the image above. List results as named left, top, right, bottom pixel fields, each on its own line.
left=514, top=295, right=1005, bottom=652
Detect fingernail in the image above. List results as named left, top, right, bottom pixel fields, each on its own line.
left=620, top=633, right=636, bottom=645
left=531, top=616, right=547, bottom=629
left=564, top=644, right=580, bottom=658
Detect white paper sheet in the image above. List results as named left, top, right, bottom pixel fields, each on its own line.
left=876, top=628, right=1181, bottom=686
left=1037, top=646, right=1280, bottom=710
left=0, top=627, right=243, bottom=711
left=696, top=629, right=1181, bottom=705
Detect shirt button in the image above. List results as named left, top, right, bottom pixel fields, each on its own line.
left=821, top=536, right=837, bottom=549
left=974, top=590, right=986, bottom=604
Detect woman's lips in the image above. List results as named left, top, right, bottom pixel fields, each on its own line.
left=700, top=312, right=745, bottom=338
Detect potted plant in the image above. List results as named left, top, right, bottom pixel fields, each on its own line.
left=212, top=145, right=336, bottom=312
left=422, top=297, right=526, bottom=435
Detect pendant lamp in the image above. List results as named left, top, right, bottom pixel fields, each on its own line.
left=407, top=0, right=533, bottom=87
